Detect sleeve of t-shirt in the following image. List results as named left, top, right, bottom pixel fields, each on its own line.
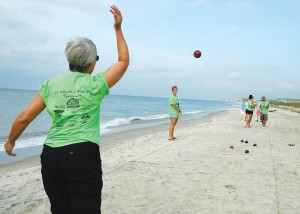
left=91, top=73, right=110, bottom=96
left=39, top=79, right=49, bottom=105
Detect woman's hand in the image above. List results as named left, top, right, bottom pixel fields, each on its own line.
left=110, top=5, right=122, bottom=29
left=4, top=141, right=16, bottom=156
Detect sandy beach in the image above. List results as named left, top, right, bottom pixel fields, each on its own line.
left=0, top=108, right=299, bottom=214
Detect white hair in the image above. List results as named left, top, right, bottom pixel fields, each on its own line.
left=65, top=37, right=97, bottom=70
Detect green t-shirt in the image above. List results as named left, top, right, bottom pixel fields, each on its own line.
left=168, top=95, right=180, bottom=115
left=260, top=101, right=269, bottom=114
left=39, top=72, right=109, bottom=147
left=247, top=100, right=254, bottom=111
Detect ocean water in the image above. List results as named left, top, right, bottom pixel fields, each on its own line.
left=0, top=88, right=237, bottom=163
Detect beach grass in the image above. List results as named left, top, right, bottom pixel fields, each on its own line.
left=269, top=100, right=300, bottom=108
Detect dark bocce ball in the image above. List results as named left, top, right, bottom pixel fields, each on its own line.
left=193, top=50, right=202, bottom=58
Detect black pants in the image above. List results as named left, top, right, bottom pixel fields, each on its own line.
left=246, top=109, right=253, bottom=115
left=41, top=142, right=103, bottom=214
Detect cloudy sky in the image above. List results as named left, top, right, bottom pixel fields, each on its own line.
left=1, top=0, right=299, bottom=100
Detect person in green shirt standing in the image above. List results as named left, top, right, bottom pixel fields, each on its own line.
left=245, top=94, right=257, bottom=128
left=260, top=96, right=270, bottom=128
left=4, top=5, right=129, bottom=213
left=168, top=86, right=182, bottom=140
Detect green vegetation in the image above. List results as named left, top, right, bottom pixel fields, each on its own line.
left=269, top=101, right=300, bottom=108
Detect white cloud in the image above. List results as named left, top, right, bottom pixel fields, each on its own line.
left=228, top=71, right=241, bottom=79
left=276, top=81, right=297, bottom=90
left=226, top=1, right=256, bottom=12
left=228, top=27, right=238, bottom=32
left=189, top=0, right=210, bottom=5
left=169, top=0, right=213, bottom=7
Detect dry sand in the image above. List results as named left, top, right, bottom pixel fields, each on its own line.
left=0, top=108, right=299, bottom=214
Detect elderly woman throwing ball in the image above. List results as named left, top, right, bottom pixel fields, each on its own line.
left=4, top=5, right=129, bottom=213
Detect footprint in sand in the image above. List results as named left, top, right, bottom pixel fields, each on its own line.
left=224, top=184, right=236, bottom=190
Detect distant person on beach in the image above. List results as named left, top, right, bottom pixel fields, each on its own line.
left=256, top=101, right=261, bottom=122
left=245, top=94, right=257, bottom=128
left=260, top=96, right=270, bottom=128
left=4, top=5, right=129, bottom=213
left=240, top=98, right=247, bottom=120
left=168, top=86, right=182, bottom=140
left=244, top=98, right=249, bottom=121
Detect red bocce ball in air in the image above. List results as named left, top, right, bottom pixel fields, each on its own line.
left=193, top=50, right=202, bottom=58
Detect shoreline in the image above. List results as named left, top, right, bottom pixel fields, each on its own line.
left=0, top=109, right=227, bottom=171
left=1, top=107, right=299, bottom=213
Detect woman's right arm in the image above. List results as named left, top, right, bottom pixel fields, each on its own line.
left=103, top=5, right=129, bottom=88
left=4, top=92, right=46, bottom=156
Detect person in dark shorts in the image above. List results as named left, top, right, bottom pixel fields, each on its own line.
left=260, top=96, right=270, bottom=128
left=245, top=94, right=257, bottom=128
